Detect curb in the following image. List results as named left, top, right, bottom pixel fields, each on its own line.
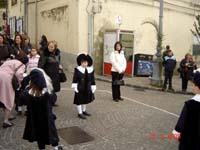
left=96, top=77, right=193, bottom=96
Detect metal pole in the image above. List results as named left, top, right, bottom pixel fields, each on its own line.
left=158, top=0, right=163, bottom=55
left=88, top=13, right=94, bottom=55
left=35, top=0, right=38, bottom=48
left=24, top=0, right=27, bottom=33
left=150, top=0, right=164, bottom=86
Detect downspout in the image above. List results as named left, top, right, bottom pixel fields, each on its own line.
left=88, top=13, right=94, bottom=55
left=35, top=0, right=38, bottom=48
left=24, top=0, right=28, bottom=33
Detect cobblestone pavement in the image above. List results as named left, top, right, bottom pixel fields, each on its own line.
left=0, top=74, right=192, bottom=150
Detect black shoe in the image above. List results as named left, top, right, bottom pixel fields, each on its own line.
left=113, top=99, right=119, bottom=102
left=24, top=111, right=28, bottom=116
left=57, top=145, right=63, bottom=150
left=182, top=89, right=187, bottom=93
left=78, top=114, right=86, bottom=119
left=2, top=122, right=14, bottom=128
left=52, top=104, right=58, bottom=107
left=118, top=97, right=124, bottom=101
left=83, top=111, right=91, bottom=116
left=17, top=111, right=22, bottom=116
left=8, top=116, right=16, bottom=121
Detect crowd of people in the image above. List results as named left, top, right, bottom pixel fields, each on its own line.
left=0, top=34, right=200, bottom=150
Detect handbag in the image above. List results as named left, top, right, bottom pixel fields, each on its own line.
left=113, top=80, right=125, bottom=86
left=12, top=64, right=23, bottom=91
left=59, top=69, right=67, bottom=82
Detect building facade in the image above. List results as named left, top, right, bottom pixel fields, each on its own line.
left=7, top=0, right=200, bottom=74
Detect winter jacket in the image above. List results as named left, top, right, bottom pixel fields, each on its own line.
left=26, top=54, right=40, bottom=73
left=110, top=50, right=127, bottom=73
left=163, top=56, right=176, bottom=72
left=38, top=48, right=61, bottom=92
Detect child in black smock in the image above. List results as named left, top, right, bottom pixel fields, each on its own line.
left=172, top=69, right=200, bottom=150
left=23, top=68, right=62, bottom=150
left=71, top=54, right=96, bottom=119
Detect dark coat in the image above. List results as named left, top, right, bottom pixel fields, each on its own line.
left=72, top=67, right=95, bottom=105
left=175, top=100, right=200, bottom=150
left=163, top=56, right=176, bottom=74
left=180, top=59, right=197, bottom=80
left=40, top=40, right=48, bottom=51
left=0, top=45, right=10, bottom=65
left=11, top=43, right=30, bottom=55
left=38, top=48, right=61, bottom=92
left=23, top=92, right=59, bottom=145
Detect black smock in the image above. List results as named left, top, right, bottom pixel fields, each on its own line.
left=72, top=67, right=95, bottom=105
left=23, top=92, right=59, bottom=145
left=174, top=99, right=200, bottom=150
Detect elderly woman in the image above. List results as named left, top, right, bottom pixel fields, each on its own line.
left=38, top=41, right=62, bottom=106
left=0, top=51, right=28, bottom=128
left=110, top=41, right=127, bottom=102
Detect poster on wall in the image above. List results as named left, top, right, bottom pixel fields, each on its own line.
left=16, top=18, right=23, bottom=34
left=11, top=0, right=17, bottom=6
left=103, top=32, right=117, bottom=63
left=9, top=17, right=16, bottom=39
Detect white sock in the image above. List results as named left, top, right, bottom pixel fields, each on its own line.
left=77, top=105, right=82, bottom=114
left=82, top=105, right=86, bottom=112
left=18, top=106, right=22, bottom=111
left=53, top=146, right=58, bottom=150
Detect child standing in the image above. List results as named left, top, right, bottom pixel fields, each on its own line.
left=17, top=48, right=40, bottom=115
left=71, top=54, right=96, bottom=119
left=26, top=48, right=40, bottom=73
left=23, top=68, right=62, bottom=150
left=172, top=69, right=200, bottom=150
left=162, top=50, right=176, bottom=91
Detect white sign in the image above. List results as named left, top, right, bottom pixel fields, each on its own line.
left=115, top=15, right=122, bottom=25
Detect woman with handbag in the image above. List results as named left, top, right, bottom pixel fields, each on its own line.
left=180, top=53, right=197, bottom=93
left=110, top=41, right=127, bottom=102
left=0, top=51, right=28, bottom=128
left=38, top=41, right=63, bottom=106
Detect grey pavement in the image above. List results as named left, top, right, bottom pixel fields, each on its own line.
left=0, top=72, right=194, bottom=150
left=95, top=74, right=193, bottom=95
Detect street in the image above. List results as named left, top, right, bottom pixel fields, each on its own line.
left=0, top=75, right=192, bottom=150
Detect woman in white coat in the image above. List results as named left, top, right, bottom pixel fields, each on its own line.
left=110, top=41, right=127, bottom=102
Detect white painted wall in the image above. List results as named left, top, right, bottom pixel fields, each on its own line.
left=7, top=0, right=200, bottom=62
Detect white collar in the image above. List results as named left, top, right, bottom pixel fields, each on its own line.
left=192, top=94, right=200, bottom=102
left=77, top=66, right=94, bottom=74
left=77, top=66, right=86, bottom=74
left=87, top=66, right=94, bottom=73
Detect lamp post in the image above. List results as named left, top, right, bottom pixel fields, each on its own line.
left=158, top=0, right=163, bottom=56
left=150, top=0, right=164, bottom=86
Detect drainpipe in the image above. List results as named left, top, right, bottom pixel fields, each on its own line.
left=88, top=13, right=94, bottom=55
left=24, top=0, right=28, bottom=33
left=35, top=0, right=38, bottom=48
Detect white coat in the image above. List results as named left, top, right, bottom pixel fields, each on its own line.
left=110, top=50, right=127, bottom=73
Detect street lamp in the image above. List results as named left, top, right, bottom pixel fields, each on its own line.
left=150, top=0, right=164, bottom=87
